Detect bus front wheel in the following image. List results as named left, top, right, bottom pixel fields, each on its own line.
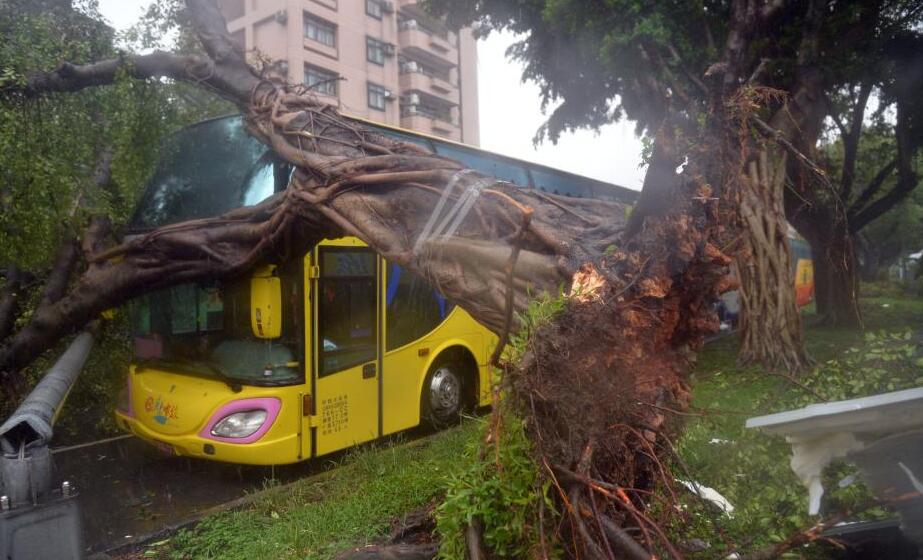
left=422, top=361, right=464, bottom=429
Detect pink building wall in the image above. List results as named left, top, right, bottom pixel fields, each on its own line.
left=220, top=0, right=479, bottom=145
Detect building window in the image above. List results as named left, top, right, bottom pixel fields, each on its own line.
left=365, top=0, right=382, bottom=19
left=305, top=65, right=338, bottom=97
left=366, top=36, right=388, bottom=65
left=304, top=13, right=336, bottom=47
left=367, top=83, right=387, bottom=111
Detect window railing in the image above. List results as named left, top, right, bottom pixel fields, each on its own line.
left=398, top=59, right=452, bottom=83
left=398, top=18, right=452, bottom=43
left=400, top=104, right=454, bottom=124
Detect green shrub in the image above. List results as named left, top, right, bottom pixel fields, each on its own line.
left=436, top=410, right=552, bottom=559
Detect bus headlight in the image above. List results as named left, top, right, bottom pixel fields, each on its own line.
left=210, top=410, right=268, bottom=438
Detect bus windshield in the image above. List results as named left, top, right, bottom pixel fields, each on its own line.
left=129, top=272, right=302, bottom=387
left=129, top=117, right=290, bottom=231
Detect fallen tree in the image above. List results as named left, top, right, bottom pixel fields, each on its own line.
left=0, top=0, right=853, bottom=557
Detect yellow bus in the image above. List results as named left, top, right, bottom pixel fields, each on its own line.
left=115, top=116, right=637, bottom=465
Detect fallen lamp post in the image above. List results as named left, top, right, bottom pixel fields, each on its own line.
left=0, top=330, right=94, bottom=560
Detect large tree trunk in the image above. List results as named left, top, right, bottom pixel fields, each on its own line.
left=737, top=150, right=810, bottom=371
left=856, top=233, right=881, bottom=283
left=807, top=229, right=862, bottom=327
left=775, top=2, right=863, bottom=330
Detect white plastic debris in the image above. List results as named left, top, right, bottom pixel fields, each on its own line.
left=837, top=474, right=857, bottom=488
left=788, top=432, right=865, bottom=514
left=747, top=387, right=923, bottom=520
left=678, top=480, right=735, bottom=515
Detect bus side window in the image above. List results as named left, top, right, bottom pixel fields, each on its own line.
left=530, top=167, right=575, bottom=197
left=318, top=248, right=377, bottom=376
left=433, top=144, right=530, bottom=186
left=385, top=263, right=454, bottom=351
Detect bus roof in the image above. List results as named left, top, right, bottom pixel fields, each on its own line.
left=180, top=113, right=639, bottom=202
left=128, top=114, right=638, bottom=232
left=344, top=114, right=639, bottom=204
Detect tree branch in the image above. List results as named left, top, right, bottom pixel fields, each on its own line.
left=849, top=99, right=920, bottom=232
left=0, top=266, right=23, bottom=343
left=11, top=0, right=258, bottom=105
left=839, top=81, right=873, bottom=200
left=38, top=238, right=79, bottom=308
left=752, top=116, right=833, bottom=190
left=848, top=158, right=897, bottom=214
left=185, top=0, right=246, bottom=65
left=825, top=94, right=848, bottom=139
left=849, top=166, right=918, bottom=233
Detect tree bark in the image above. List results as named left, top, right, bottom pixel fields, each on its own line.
left=737, top=150, right=810, bottom=372
left=0, top=265, right=22, bottom=343
left=775, top=0, right=862, bottom=330
left=806, top=229, right=862, bottom=327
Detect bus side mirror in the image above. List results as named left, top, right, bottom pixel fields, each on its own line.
left=251, top=266, right=282, bottom=339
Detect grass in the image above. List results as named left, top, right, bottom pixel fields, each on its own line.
left=672, top=294, right=923, bottom=552
left=861, top=294, right=923, bottom=329
left=158, top=421, right=480, bottom=560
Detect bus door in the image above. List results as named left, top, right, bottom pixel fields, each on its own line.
left=311, top=241, right=381, bottom=456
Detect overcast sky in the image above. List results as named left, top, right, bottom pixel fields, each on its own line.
left=97, top=1, right=645, bottom=190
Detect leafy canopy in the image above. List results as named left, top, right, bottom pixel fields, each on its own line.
left=0, top=0, right=230, bottom=269
left=428, top=0, right=922, bottom=144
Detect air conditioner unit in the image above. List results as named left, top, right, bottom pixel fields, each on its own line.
left=404, top=19, right=418, bottom=29
left=409, top=93, right=421, bottom=105
left=404, top=61, right=419, bottom=73
left=383, top=43, right=396, bottom=57
left=380, top=1, right=394, bottom=13
left=383, top=90, right=395, bottom=101
left=273, top=10, right=287, bottom=24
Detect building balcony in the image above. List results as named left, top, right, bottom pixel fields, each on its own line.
left=398, top=27, right=456, bottom=65
left=400, top=110, right=460, bottom=140
left=397, top=2, right=458, bottom=45
left=399, top=72, right=459, bottom=103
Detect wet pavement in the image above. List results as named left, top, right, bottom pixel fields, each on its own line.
left=52, top=436, right=337, bottom=553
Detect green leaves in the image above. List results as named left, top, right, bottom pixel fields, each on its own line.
left=436, top=412, right=552, bottom=559
left=0, top=0, right=232, bottom=271
left=793, top=328, right=922, bottom=406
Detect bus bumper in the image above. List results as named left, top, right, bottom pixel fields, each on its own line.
left=114, top=411, right=303, bottom=466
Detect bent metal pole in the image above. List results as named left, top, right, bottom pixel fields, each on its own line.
left=0, top=330, right=94, bottom=504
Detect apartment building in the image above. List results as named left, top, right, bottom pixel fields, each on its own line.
left=218, top=0, right=479, bottom=145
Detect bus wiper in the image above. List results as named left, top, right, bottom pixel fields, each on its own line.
left=198, top=361, right=244, bottom=394
left=135, top=357, right=243, bottom=393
